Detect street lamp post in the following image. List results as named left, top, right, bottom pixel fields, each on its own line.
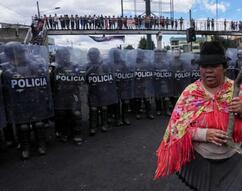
left=121, top=0, right=124, bottom=17
left=216, top=0, right=218, bottom=30
left=37, top=1, right=40, bottom=18
left=145, top=0, right=152, bottom=50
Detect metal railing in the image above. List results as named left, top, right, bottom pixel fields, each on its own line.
left=0, top=22, right=29, bottom=29
left=24, top=27, right=33, bottom=44
left=44, top=17, right=242, bottom=32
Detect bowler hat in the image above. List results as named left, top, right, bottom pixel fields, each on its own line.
left=198, top=41, right=228, bottom=68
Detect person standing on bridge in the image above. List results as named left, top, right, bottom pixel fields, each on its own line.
left=224, top=19, right=227, bottom=31
left=59, top=15, right=65, bottom=30
left=207, top=17, right=210, bottom=30
left=53, top=14, right=59, bottom=30
left=211, top=18, right=215, bottom=31
left=75, top=15, right=79, bottom=30
left=65, top=15, right=70, bottom=30
left=179, top=17, right=184, bottom=30
left=155, top=41, right=242, bottom=191
left=48, top=15, right=53, bottom=29
left=70, top=15, right=75, bottom=30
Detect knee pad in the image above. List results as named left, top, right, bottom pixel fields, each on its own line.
left=123, top=99, right=129, bottom=104
left=19, top=124, right=29, bottom=131
left=101, top=106, right=107, bottom=111
left=90, top=107, right=97, bottom=112
left=34, top=121, right=44, bottom=129
left=73, top=110, right=81, bottom=117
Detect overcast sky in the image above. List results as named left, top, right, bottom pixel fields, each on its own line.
left=0, top=0, right=241, bottom=49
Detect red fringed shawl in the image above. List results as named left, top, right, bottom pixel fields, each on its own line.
left=155, top=78, right=242, bottom=179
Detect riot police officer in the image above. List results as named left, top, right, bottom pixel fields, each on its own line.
left=0, top=67, right=6, bottom=150
left=153, top=49, right=172, bottom=116
left=108, top=48, right=132, bottom=126
left=86, top=48, right=118, bottom=135
left=169, top=49, right=191, bottom=107
left=236, top=49, right=242, bottom=76
left=190, top=58, right=200, bottom=83
left=1, top=42, right=54, bottom=159
left=226, top=48, right=238, bottom=80
left=51, top=47, right=84, bottom=145
left=0, top=43, right=7, bottom=64
left=133, top=49, right=154, bottom=120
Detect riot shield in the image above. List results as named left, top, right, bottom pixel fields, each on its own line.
left=70, top=47, right=89, bottom=122
left=153, top=49, right=173, bottom=97
left=108, top=48, right=134, bottom=100
left=0, top=43, right=3, bottom=53
left=52, top=47, right=86, bottom=112
left=86, top=48, right=118, bottom=107
left=190, top=53, right=200, bottom=83
left=226, top=48, right=238, bottom=80
left=0, top=43, right=8, bottom=65
left=27, top=45, right=50, bottom=64
left=132, top=49, right=154, bottom=98
left=236, top=49, right=242, bottom=78
left=1, top=42, right=54, bottom=124
left=0, top=64, right=6, bottom=129
left=170, top=50, right=191, bottom=97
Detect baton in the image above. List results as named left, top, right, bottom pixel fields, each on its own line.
left=226, top=67, right=242, bottom=154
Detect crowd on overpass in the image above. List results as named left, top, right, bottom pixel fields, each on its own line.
left=32, top=14, right=242, bottom=32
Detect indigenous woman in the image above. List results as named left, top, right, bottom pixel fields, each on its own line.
left=155, top=41, right=242, bottom=191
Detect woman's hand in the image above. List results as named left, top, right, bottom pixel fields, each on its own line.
left=206, top=129, right=229, bottom=146
left=229, top=97, right=242, bottom=115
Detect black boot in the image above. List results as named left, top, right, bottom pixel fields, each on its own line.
left=89, top=107, right=98, bottom=136
left=56, top=111, right=68, bottom=142
left=3, top=124, right=15, bottom=147
left=34, top=122, right=46, bottom=156
left=114, top=103, right=124, bottom=126
left=155, top=98, right=162, bottom=116
left=0, top=128, right=6, bottom=150
left=135, top=98, right=142, bottom=120
left=101, top=106, right=110, bottom=132
left=145, top=98, right=154, bottom=120
left=122, top=101, right=131, bottom=126
left=162, top=98, right=171, bottom=116
left=19, top=124, right=30, bottom=159
left=72, top=110, right=83, bottom=145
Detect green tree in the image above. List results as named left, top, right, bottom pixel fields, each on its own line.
left=124, top=44, right=134, bottom=49
left=164, top=45, right=171, bottom=51
left=138, top=37, right=155, bottom=50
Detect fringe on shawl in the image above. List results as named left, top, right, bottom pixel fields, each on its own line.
left=205, top=110, right=242, bottom=142
left=154, top=133, right=194, bottom=179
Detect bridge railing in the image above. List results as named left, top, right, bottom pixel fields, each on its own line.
left=45, top=17, right=242, bottom=32
left=0, top=22, right=29, bottom=29
left=24, top=27, right=33, bottom=44
left=193, top=20, right=241, bottom=31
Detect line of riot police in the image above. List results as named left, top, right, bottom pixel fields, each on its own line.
left=0, top=42, right=241, bottom=160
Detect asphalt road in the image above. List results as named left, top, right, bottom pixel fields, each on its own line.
left=0, top=115, right=190, bottom=191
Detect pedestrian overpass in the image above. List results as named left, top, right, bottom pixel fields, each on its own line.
left=0, top=19, right=242, bottom=45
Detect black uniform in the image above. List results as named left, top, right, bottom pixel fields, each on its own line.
left=109, top=48, right=133, bottom=126
left=153, top=49, right=172, bottom=116
left=51, top=47, right=84, bottom=145
left=133, top=49, right=154, bottom=120
left=1, top=42, right=54, bottom=159
left=86, top=48, right=118, bottom=135
left=226, top=48, right=240, bottom=80
left=169, top=50, right=191, bottom=107
left=0, top=67, right=7, bottom=149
